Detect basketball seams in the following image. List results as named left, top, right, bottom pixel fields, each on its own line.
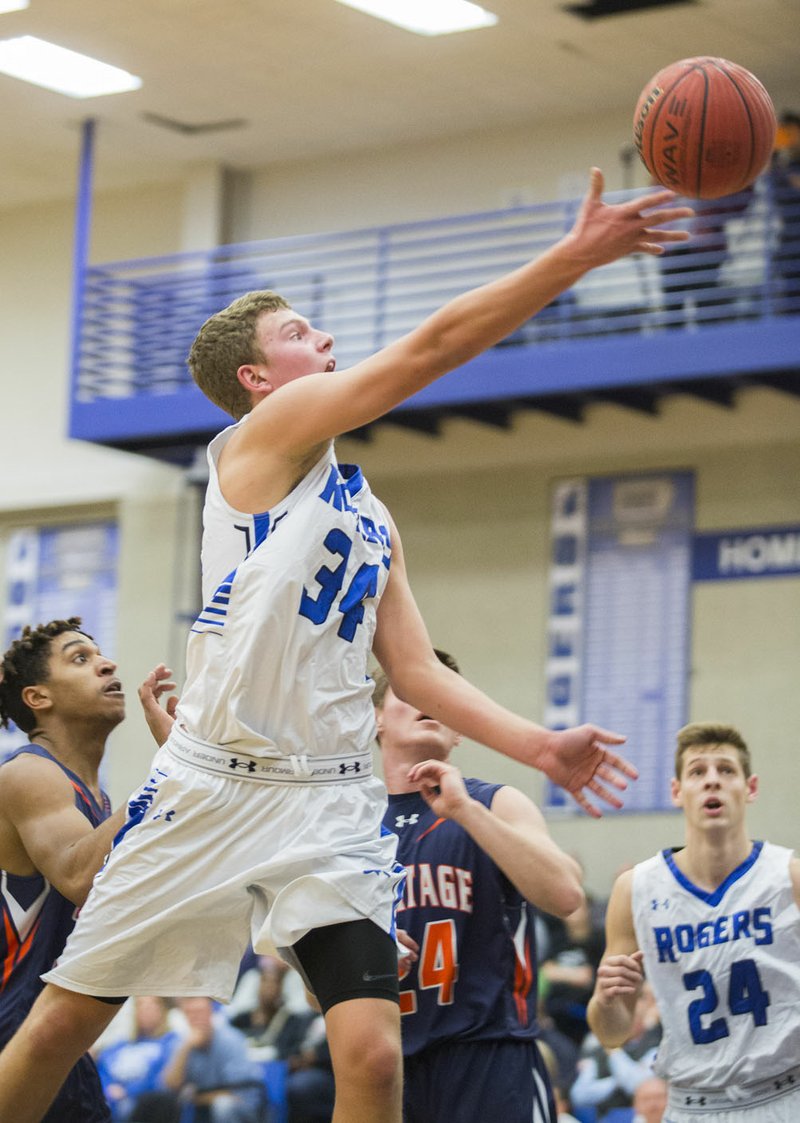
left=644, top=67, right=696, bottom=194
left=716, top=63, right=757, bottom=193
left=695, top=65, right=710, bottom=198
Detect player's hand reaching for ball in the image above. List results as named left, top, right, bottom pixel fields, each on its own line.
left=566, top=167, right=694, bottom=267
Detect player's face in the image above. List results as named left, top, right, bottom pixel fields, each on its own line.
left=376, top=687, right=459, bottom=760
left=40, top=631, right=125, bottom=726
left=253, top=308, right=335, bottom=389
left=671, top=745, right=756, bottom=829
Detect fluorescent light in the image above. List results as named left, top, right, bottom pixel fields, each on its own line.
left=0, top=2, right=30, bottom=13
left=0, top=36, right=141, bottom=97
left=334, top=0, right=498, bottom=36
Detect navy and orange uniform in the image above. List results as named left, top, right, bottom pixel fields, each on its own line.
left=0, top=743, right=113, bottom=1123
left=385, top=779, right=556, bottom=1123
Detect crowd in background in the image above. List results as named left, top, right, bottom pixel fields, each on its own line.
left=89, top=863, right=669, bottom=1123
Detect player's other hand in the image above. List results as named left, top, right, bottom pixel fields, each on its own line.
left=397, top=929, right=419, bottom=971
left=138, top=663, right=178, bottom=748
left=406, top=758, right=471, bottom=821
left=537, top=725, right=637, bottom=818
left=594, top=950, right=645, bottom=1002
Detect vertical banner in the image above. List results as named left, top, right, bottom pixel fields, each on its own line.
left=1, top=521, right=118, bottom=756
left=545, top=472, right=694, bottom=813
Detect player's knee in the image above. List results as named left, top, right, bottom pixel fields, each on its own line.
left=26, top=987, right=109, bottom=1059
left=23, top=999, right=78, bottom=1058
left=339, top=1023, right=402, bottom=1090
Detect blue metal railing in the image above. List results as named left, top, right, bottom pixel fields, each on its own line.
left=72, top=174, right=799, bottom=406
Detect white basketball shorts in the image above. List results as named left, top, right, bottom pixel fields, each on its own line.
left=44, top=736, right=404, bottom=1003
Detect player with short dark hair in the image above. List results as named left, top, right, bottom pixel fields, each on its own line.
left=0, top=618, right=127, bottom=1123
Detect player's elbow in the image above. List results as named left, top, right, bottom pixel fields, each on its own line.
left=547, top=876, right=585, bottom=919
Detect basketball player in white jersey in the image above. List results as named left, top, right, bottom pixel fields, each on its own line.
left=0, top=169, right=693, bottom=1123
left=588, top=722, right=800, bottom=1122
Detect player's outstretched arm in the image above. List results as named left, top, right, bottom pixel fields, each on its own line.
left=373, top=518, right=636, bottom=817
left=408, top=757, right=584, bottom=917
left=238, top=169, right=693, bottom=455
left=587, top=870, right=644, bottom=1048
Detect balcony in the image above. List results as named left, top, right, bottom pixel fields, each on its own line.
left=69, top=177, right=800, bottom=464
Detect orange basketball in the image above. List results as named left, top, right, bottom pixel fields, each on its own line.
left=633, top=57, right=777, bottom=198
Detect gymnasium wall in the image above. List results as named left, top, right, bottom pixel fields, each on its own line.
left=0, top=108, right=798, bottom=895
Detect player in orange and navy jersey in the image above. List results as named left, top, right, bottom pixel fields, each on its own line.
left=0, top=618, right=127, bottom=1123
left=374, top=650, right=585, bottom=1123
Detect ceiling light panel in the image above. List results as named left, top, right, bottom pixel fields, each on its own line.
left=334, top=0, right=498, bottom=36
left=0, top=36, right=141, bottom=97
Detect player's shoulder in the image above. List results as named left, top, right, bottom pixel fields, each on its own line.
left=0, top=747, right=71, bottom=807
left=463, top=776, right=502, bottom=803
left=790, top=856, right=800, bottom=907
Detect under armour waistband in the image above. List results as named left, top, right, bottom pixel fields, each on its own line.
left=165, top=726, right=373, bottom=784
left=668, top=1063, right=800, bottom=1113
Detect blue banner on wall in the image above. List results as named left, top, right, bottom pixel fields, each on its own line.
left=545, top=471, right=694, bottom=814
left=693, top=525, right=800, bottom=581
left=1, top=522, right=118, bottom=758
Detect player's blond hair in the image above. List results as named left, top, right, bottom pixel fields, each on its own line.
left=674, top=721, right=751, bottom=779
left=187, top=290, right=291, bottom=419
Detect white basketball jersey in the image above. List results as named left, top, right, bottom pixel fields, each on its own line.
left=176, top=418, right=392, bottom=756
left=632, top=841, right=800, bottom=1091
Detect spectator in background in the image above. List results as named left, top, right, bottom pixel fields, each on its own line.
left=228, top=955, right=311, bottom=1025
left=95, top=996, right=181, bottom=1122
left=570, top=983, right=661, bottom=1120
left=540, top=1040, right=582, bottom=1123
left=656, top=189, right=753, bottom=325
left=771, top=110, right=800, bottom=312
left=161, top=997, right=265, bottom=1123
left=536, top=996, right=581, bottom=1093
left=540, top=894, right=605, bottom=1047
left=285, top=1014, right=335, bottom=1123
left=632, top=1076, right=668, bottom=1123
left=230, top=958, right=315, bottom=1062
left=553, top=1084, right=582, bottom=1123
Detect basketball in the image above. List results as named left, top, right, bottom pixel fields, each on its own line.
left=633, top=57, right=777, bottom=199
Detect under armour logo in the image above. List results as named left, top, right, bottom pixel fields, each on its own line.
left=395, top=814, right=420, bottom=828
left=229, top=758, right=257, bottom=773
left=339, top=762, right=362, bottom=774
left=684, top=1096, right=706, bottom=1106
left=650, top=898, right=670, bottom=911
left=774, top=1075, right=796, bottom=1090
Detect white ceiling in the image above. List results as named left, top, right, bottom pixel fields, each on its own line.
left=0, top=0, right=798, bottom=209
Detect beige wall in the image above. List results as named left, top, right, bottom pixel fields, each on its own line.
left=344, top=390, right=800, bottom=898
left=0, top=117, right=798, bottom=897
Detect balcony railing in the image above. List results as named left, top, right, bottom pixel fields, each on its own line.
left=73, top=177, right=798, bottom=397
left=69, top=173, right=800, bottom=457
